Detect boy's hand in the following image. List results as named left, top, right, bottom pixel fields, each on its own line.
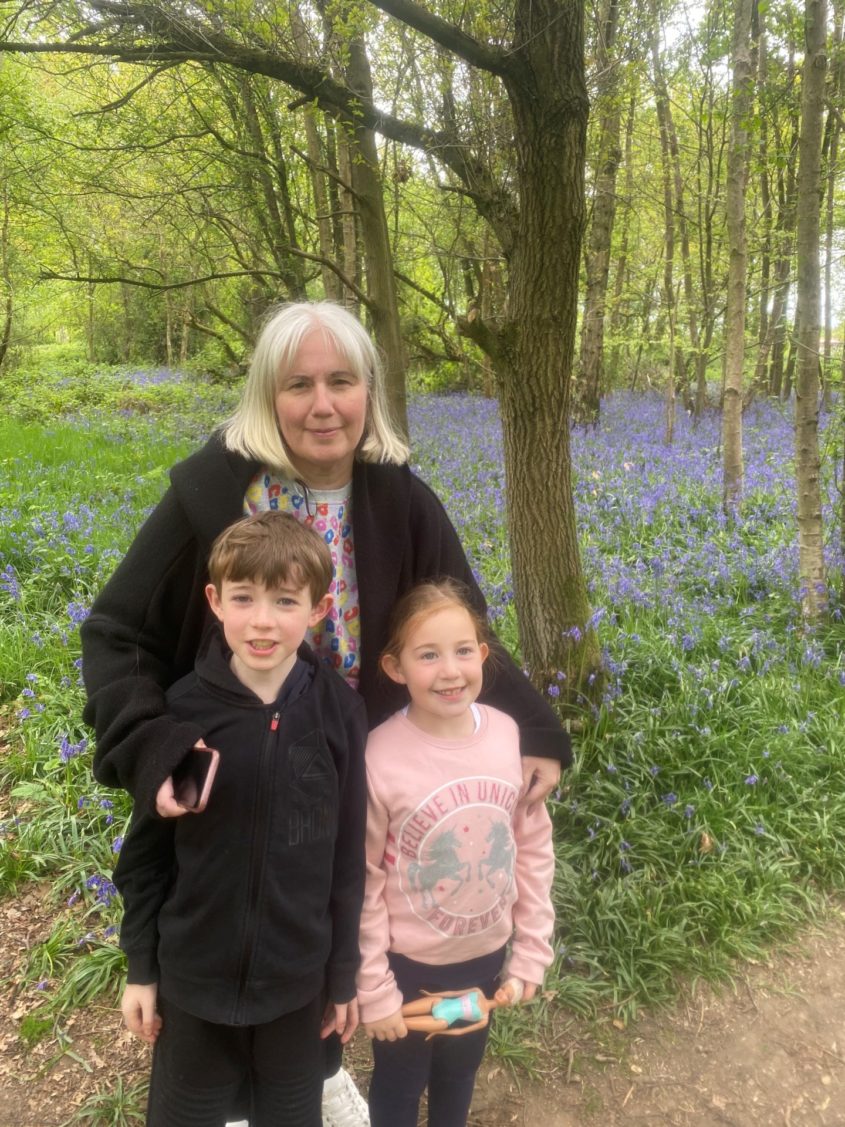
left=363, top=1009, right=408, bottom=1041
left=155, top=739, right=208, bottom=817
left=121, top=982, right=162, bottom=1044
left=321, top=997, right=359, bottom=1044
left=520, top=756, right=560, bottom=811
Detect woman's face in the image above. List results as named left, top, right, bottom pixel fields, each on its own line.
left=274, top=329, right=369, bottom=489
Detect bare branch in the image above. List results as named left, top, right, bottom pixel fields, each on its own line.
left=394, top=269, right=454, bottom=316
left=366, top=0, right=512, bottom=77
left=38, top=267, right=285, bottom=290
left=72, top=62, right=177, bottom=114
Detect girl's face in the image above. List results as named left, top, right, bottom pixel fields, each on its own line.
left=274, top=329, right=369, bottom=489
left=382, top=604, right=489, bottom=737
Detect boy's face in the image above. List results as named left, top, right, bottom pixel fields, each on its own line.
left=205, top=578, right=331, bottom=684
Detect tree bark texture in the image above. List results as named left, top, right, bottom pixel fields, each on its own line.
left=576, top=0, right=622, bottom=424
left=651, top=18, right=677, bottom=433
left=339, top=32, right=408, bottom=438
left=722, top=0, right=753, bottom=518
left=794, top=0, right=827, bottom=620
left=495, top=0, right=599, bottom=691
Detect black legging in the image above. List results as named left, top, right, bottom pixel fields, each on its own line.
left=368, top=946, right=506, bottom=1127
left=147, top=993, right=323, bottom=1127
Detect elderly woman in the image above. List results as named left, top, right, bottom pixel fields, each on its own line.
left=82, top=301, right=570, bottom=1127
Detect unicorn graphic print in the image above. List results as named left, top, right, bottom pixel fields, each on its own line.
left=394, top=775, right=519, bottom=939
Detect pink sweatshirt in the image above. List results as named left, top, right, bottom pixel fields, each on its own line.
left=357, top=705, right=555, bottom=1023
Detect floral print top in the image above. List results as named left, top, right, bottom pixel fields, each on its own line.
left=244, top=470, right=361, bottom=689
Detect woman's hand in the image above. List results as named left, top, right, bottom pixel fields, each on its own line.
left=520, top=755, right=561, bottom=810
left=121, top=982, right=162, bottom=1044
left=321, top=997, right=360, bottom=1044
left=364, top=1008, right=408, bottom=1042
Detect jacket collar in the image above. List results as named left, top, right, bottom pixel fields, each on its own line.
left=195, top=623, right=316, bottom=708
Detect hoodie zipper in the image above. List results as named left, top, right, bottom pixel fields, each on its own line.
left=232, top=708, right=280, bottom=1022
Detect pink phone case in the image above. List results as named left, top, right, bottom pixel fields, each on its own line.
left=172, top=746, right=220, bottom=812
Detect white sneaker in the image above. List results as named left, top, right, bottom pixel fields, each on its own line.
left=321, top=1067, right=369, bottom=1127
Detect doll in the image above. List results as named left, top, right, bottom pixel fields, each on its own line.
left=400, top=979, right=524, bottom=1039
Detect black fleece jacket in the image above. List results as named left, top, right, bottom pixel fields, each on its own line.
left=114, top=627, right=368, bottom=1026
left=82, top=435, right=571, bottom=814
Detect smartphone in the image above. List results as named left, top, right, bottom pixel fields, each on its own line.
left=171, top=746, right=219, bottom=812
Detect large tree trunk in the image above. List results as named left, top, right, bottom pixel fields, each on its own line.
left=722, top=0, right=754, bottom=518
left=576, top=0, right=622, bottom=424
left=794, top=0, right=828, bottom=621
left=497, top=0, right=598, bottom=691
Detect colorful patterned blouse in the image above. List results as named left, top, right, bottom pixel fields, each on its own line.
left=244, top=470, right=361, bottom=689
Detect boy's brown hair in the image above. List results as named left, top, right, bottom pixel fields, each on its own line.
left=207, top=512, right=333, bottom=605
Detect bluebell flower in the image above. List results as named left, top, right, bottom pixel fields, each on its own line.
left=662, top=792, right=678, bottom=806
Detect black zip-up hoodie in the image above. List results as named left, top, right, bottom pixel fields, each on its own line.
left=114, top=625, right=368, bottom=1026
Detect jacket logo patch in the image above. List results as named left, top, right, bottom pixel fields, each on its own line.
left=287, top=735, right=336, bottom=847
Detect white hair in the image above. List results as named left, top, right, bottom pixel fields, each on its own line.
left=222, top=301, right=409, bottom=474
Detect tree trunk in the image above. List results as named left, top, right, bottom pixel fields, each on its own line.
left=497, top=0, right=599, bottom=692
left=576, top=0, right=622, bottom=424
left=340, top=32, right=408, bottom=437
left=0, top=182, right=12, bottom=370
left=608, top=89, right=637, bottom=385
left=768, top=48, right=800, bottom=397
left=722, top=0, right=753, bottom=519
left=793, top=0, right=828, bottom=621
left=822, top=0, right=844, bottom=403
left=652, top=18, right=677, bottom=435
left=752, top=4, right=774, bottom=393
left=306, top=109, right=342, bottom=301
left=335, top=132, right=360, bottom=306
left=652, top=13, right=701, bottom=415
left=86, top=252, right=95, bottom=362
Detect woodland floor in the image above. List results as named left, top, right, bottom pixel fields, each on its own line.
left=2, top=884, right=845, bottom=1126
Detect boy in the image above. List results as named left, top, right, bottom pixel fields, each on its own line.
left=114, top=511, right=368, bottom=1127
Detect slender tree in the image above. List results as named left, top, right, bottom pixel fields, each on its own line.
left=794, top=0, right=828, bottom=620
left=722, top=0, right=754, bottom=518
left=576, top=0, right=623, bottom=424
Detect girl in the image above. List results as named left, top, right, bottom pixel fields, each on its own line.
left=356, top=580, right=556, bottom=1127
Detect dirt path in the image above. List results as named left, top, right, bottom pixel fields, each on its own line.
left=3, top=887, right=845, bottom=1126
